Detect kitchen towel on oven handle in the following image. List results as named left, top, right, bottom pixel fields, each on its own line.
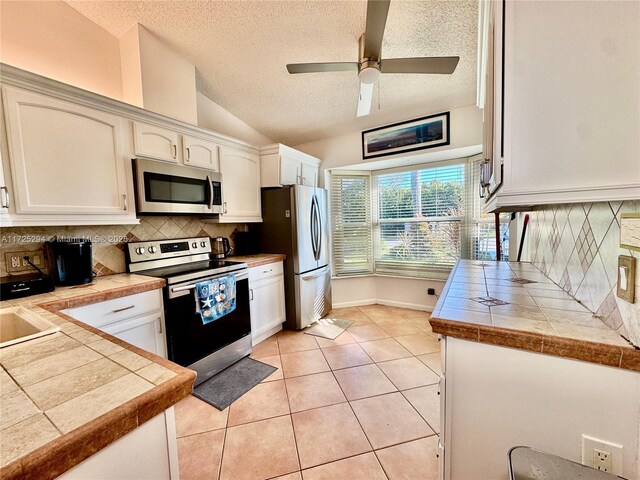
left=194, top=274, right=237, bottom=325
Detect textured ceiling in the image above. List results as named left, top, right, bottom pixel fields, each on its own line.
left=65, top=0, right=478, bottom=145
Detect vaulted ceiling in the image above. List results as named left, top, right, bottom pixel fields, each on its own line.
left=66, top=0, right=478, bottom=145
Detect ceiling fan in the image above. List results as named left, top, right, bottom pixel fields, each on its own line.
left=286, top=0, right=459, bottom=117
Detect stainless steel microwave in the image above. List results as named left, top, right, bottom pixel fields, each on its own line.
left=133, top=158, right=223, bottom=215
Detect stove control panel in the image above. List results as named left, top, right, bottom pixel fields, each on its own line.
left=128, top=237, right=212, bottom=263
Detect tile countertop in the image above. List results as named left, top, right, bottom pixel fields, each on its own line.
left=429, top=260, right=640, bottom=372
left=0, top=274, right=196, bottom=480
left=229, top=253, right=286, bottom=268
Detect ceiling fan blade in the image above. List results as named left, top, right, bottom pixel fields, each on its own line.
left=356, top=82, right=374, bottom=117
left=286, top=62, right=358, bottom=74
left=380, top=57, right=460, bottom=74
left=363, top=0, right=390, bottom=58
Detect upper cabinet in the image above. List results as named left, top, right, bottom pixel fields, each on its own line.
left=133, top=122, right=180, bottom=163
left=133, top=122, right=221, bottom=171
left=215, top=146, right=262, bottom=223
left=182, top=134, right=220, bottom=171
left=1, top=86, right=136, bottom=225
left=0, top=64, right=263, bottom=226
left=478, top=0, right=640, bottom=212
left=260, top=144, right=321, bottom=188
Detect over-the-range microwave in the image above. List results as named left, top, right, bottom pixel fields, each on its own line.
left=133, top=158, right=223, bottom=215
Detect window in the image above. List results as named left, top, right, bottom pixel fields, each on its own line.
left=468, top=158, right=510, bottom=261
left=374, top=163, right=466, bottom=275
left=330, top=158, right=510, bottom=278
left=330, top=174, right=373, bottom=275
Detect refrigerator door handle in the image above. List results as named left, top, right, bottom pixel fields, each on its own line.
left=315, top=196, right=322, bottom=261
left=310, top=196, right=318, bottom=258
left=302, top=265, right=330, bottom=280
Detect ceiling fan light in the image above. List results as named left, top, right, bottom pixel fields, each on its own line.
left=359, top=66, right=381, bottom=84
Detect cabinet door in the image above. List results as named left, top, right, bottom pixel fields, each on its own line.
left=300, top=161, right=318, bottom=187
left=219, top=146, right=262, bottom=222
left=183, top=135, right=220, bottom=171
left=280, top=155, right=301, bottom=185
left=249, top=275, right=285, bottom=343
left=2, top=87, right=130, bottom=215
left=102, top=312, right=167, bottom=358
left=133, top=122, right=179, bottom=163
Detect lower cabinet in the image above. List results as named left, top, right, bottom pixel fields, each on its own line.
left=102, top=312, right=166, bottom=359
left=441, top=337, right=640, bottom=479
left=58, top=408, right=179, bottom=480
left=63, top=289, right=167, bottom=358
left=248, top=262, right=285, bottom=345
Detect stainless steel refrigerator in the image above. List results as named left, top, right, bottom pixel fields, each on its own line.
left=256, top=185, right=332, bottom=330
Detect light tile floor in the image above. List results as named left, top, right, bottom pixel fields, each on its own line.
left=175, top=304, right=441, bottom=480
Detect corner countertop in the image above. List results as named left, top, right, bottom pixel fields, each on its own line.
left=229, top=253, right=286, bottom=268
left=0, top=274, right=196, bottom=480
left=429, top=260, right=639, bottom=371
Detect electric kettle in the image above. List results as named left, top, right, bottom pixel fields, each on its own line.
left=211, top=237, right=231, bottom=259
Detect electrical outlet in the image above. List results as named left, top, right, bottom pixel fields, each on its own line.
left=593, top=449, right=612, bottom=472
left=582, top=435, right=623, bottom=475
left=5, top=250, right=45, bottom=273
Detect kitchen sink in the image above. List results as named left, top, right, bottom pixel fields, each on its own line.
left=0, top=307, right=61, bottom=348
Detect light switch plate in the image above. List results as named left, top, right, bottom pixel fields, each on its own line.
left=617, top=255, right=636, bottom=303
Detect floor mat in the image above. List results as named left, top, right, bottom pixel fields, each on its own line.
left=193, top=356, right=277, bottom=410
left=304, top=317, right=354, bottom=340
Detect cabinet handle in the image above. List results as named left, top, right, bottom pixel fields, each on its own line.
left=297, top=175, right=301, bottom=184
left=223, top=201, right=227, bottom=214
left=263, top=268, right=272, bottom=274
left=302, top=177, right=306, bottom=184
left=112, top=305, right=135, bottom=313
left=157, top=318, right=163, bottom=334
left=186, top=147, right=191, bottom=161
left=122, top=194, right=128, bottom=211
left=172, top=144, right=177, bottom=159
left=249, top=288, right=254, bottom=301
left=0, top=187, right=8, bottom=208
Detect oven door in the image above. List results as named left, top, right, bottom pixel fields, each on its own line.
left=164, top=270, right=251, bottom=371
left=134, top=158, right=223, bottom=214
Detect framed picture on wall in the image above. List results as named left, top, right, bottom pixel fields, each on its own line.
left=362, top=111, right=450, bottom=160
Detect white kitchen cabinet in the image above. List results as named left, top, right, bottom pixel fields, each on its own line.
left=249, top=262, right=285, bottom=345
left=59, top=409, right=178, bottom=480
left=215, top=146, right=262, bottom=223
left=1, top=86, right=136, bottom=225
left=259, top=144, right=321, bottom=188
left=440, top=337, right=640, bottom=480
left=133, top=122, right=180, bottom=163
left=182, top=134, right=220, bottom=171
left=64, top=289, right=167, bottom=358
left=478, top=0, right=640, bottom=212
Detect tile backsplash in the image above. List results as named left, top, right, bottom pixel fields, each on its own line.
left=0, top=217, right=244, bottom=277
left=527, top=200, right=640, bottom=346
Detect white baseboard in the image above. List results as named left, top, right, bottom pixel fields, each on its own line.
left=332, top=299, right=377, bottom=308
left=332, top=299, right=433, bottom=312
left=251, top=322, right=283, bottom=346
left=376, top=299, right=434, bottom=312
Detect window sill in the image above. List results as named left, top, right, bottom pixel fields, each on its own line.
left=331, top=272, right=451, bottom=282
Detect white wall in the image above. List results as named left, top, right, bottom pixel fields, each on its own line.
left=0, top=0, right=123, bottom=100
left=119, top=24, right=198, bottom=125
left=197, top=92, right=273, bottom=146
left=1, top=1, right=272, bottom=143
left=295, top=104, right=483, bottom=187
left=332, top=276, right=445, bottom=312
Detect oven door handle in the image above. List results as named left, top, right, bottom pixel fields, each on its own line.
left=169, top=271, right=249, bottom=296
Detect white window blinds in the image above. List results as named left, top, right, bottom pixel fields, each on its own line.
left=330, top=174, right=373, bottom=275
left=373, top=163, right=466, bottom=275
left=469, top=158, right=510, bottom=261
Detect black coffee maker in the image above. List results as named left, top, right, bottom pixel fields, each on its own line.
left=45, top=238, right=93, bottom=286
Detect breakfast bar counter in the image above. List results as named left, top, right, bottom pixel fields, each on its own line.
left=429, top=259, right=639, bottom=371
